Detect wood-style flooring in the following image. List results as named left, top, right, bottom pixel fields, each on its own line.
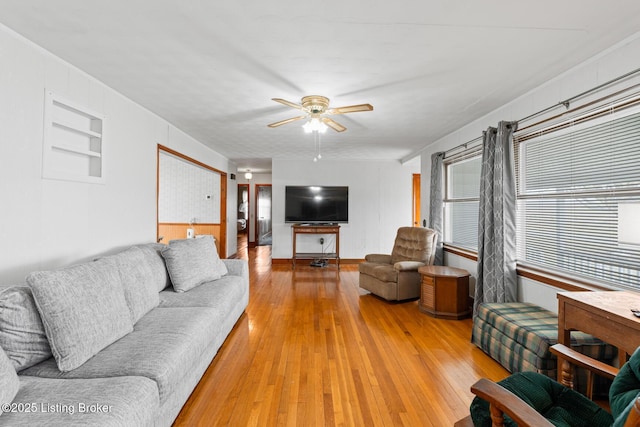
left=173, top=245, right=508, bottom=426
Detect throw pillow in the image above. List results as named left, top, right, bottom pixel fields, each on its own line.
left=161, top=235, right=228, bottom=292
left=27, top=258, right=133, bottom=372
left=100, top=246, right=160, bottom=324
left=0, top=286, right=52, bottom=371
left=0, top=345, right=20, bottom=415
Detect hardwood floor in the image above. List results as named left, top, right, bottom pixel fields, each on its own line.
left=173, top=246, right=508, bottom=426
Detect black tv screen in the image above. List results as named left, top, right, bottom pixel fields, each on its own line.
left=285, top=186, right=348, bottom=223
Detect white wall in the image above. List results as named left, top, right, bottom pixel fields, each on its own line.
left=420, top=31, right=640, bottom=311
left=0, top=24, right=236, bottom=285
left=272, top=159, right=417, bottom=259
left=158, top=152, right=221, bottom=223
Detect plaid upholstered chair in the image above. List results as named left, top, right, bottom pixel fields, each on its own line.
left=456, top=344, right=640, bottom=427
left=358, top=227, right=437, bottom=301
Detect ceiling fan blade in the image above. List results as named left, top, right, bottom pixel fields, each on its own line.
left=272, top=98, right=304, bottom=110
left=327, top=103, right=373, bottom=115
left=267, top=115, right=306, bottom=128
left=322, top=117, right=347, bottom=132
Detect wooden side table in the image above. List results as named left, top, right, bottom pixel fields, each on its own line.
left=418, top=265, right=471, bottom=319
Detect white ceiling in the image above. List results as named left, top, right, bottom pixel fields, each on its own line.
left=2, top=1, right=640, bottom=173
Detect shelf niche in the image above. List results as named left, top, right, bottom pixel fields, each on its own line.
left=42, top=90, right=105, bottom=184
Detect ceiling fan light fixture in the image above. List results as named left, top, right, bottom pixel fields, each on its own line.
left=268, top=95, right=372, bottom=133
left=303, top=117, right=327, bottom=134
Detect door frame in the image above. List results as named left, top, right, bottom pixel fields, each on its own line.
left=254, top=183, right=272, bottom=246
left=237, top=183, right=250, bottom=232
left=412, top=173, right=421, bottom=227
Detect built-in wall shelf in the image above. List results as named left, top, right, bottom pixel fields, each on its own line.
left=52, top=119, right=103, bottom=139
left=51, top=143, right=103, bottom=158
left=42, top=91, right=105, bottom=184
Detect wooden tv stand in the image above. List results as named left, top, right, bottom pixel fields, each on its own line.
left=291, top=224, right=340, bottom=269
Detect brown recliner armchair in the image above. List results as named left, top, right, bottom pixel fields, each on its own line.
left=359, top=227, right=438, bottom=301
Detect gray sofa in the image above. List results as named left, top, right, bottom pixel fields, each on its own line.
left=0, top=236, right=249, bottom=426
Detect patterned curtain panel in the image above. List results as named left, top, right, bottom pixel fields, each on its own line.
left=474, top=121, right=518, bottom=316
left=429, top=152, right=445, bottom=265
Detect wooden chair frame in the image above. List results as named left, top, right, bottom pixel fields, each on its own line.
left=455, top=344, right=640, bottom=427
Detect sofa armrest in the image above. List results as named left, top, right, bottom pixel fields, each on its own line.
left=394, top=261, right=425, bottom=271
left=364, top=254, right=392, bottom=264
left=222, top=259, right=249, bottom=278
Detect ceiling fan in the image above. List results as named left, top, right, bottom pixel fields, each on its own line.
left=267, top=95, right=373, bottom=133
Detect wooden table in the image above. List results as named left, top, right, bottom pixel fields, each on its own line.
left=557, top=291, right=640, bottom=387
left=418, top=265, right=471, bottom=319
left=291, top=224, right=340, bottom=269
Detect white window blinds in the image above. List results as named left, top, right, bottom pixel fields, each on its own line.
left=444, top=155, right=481, bottom=249
left=516, top=105, right=640, bottom=289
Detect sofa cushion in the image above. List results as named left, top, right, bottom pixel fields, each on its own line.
left=610, top=347, right=640, bottom=423
left=0, top=286, right=52, bottom=371
left=0, top=346, right=20, bottom=415
left=364, top=254, right=392, bottom=264
left=136, top=243, right=171, bottom=292
left=159, top=274, right=248, bottom=309
left=220, top=259, right=249, bottom=280
left=102, top=246, right=160, bottom=324
left=358, top=262, right=397, bottom=283
left=3, top=375, right=159, bottom=426
left=390, top=227, right=436, bottom=264
left=161, top=236, right=228, bottom=292
left=26, top=258, right=133, bottom=372
left=22, top=307, right=222, bottom=404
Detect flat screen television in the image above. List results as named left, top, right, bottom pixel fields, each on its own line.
left=285, top=186, right=348, bottom=223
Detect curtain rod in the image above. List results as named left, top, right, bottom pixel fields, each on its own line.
left=516, top=82, right=640, bottom=136
left=444, top=135, right=482, bottom=157
left=442, top=67, right=640, bottom=158
left=518, top=66, right=640, bottom=124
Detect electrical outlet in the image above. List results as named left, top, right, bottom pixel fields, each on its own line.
left=319, top=237, right=324, bottom=245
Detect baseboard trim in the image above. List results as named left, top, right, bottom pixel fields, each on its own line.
left=272, top=258, right=364, bottom=265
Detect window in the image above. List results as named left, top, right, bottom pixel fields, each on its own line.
left=516, top=103, right=640, bottom=289
left=444, top=153, right=482, bottom=250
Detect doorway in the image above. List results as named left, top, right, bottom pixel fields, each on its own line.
left=237, top=184, right=249, bottom=252
left=413, top=173, right=421, bottom=227
left=255, top=184, right=272, bottom=246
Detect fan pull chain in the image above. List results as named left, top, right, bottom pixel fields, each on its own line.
left=313, top=131, right=317, bottom=162
left=313, top=131, right=322, bottom=162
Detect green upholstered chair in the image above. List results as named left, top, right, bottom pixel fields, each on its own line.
left=461, top=344, right=640, bottom=427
